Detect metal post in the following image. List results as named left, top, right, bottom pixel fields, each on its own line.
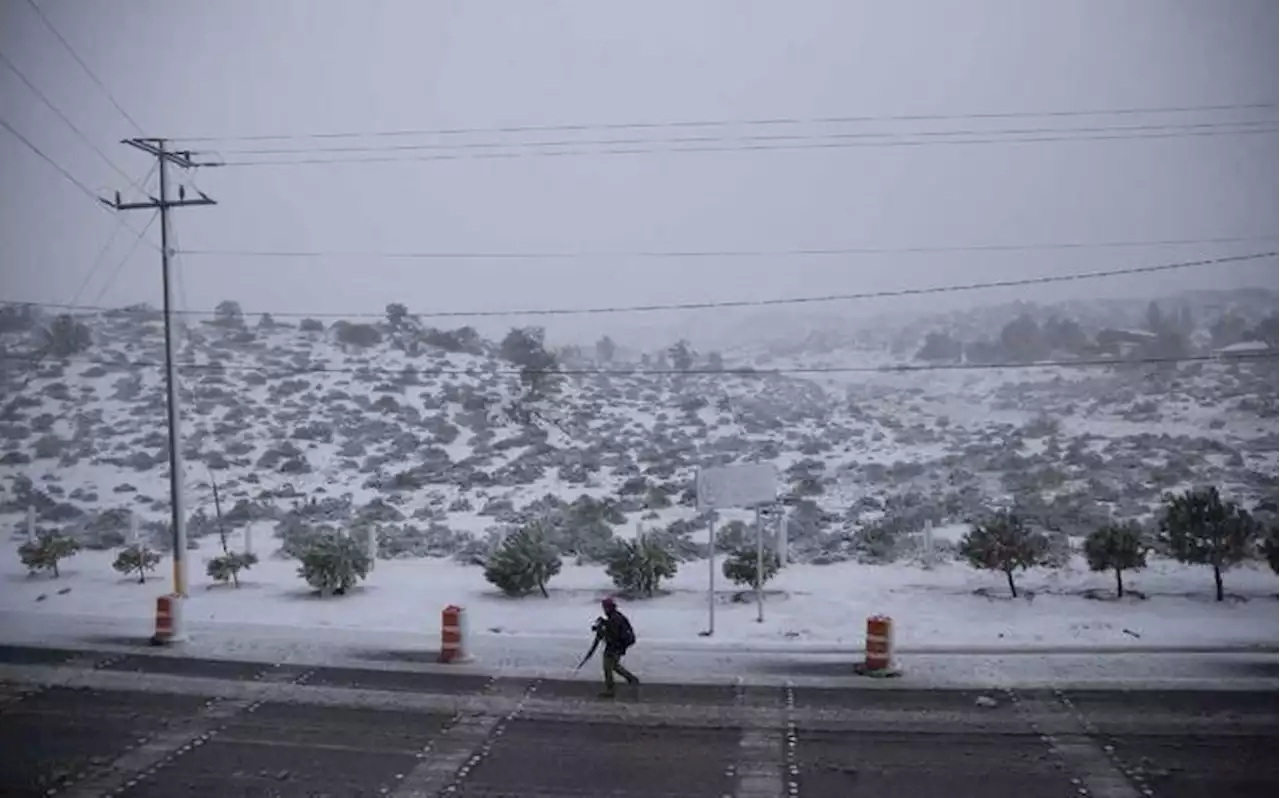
left=775, top=505, right=788, bottom=567
left=706, top=517, right=716, bottom=636
left=923, top=519, right=935, bottom=569
left=243, top=522, right=253, bottom=556
left=128, top=511, right=139, bottom=546
left=26, top=505, right=35, bottom=543
left=755, top=505, right=764, bottom=623
left=156, top=140, right=187, bottom=601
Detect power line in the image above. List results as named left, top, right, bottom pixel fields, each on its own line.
left=0, top=113, right=162, bottom=250
left=70, top=162, right=157, bottom=306
left=2, top=251, right=1270, bottom=320
left=21, top=0, right=145, bottom=135
left=212, top=124, right=1277, bottom=167
left=173, top=100, right=1279, bottom=143
left=0, top=45, right=140, bottom=188
left=67, top=218, right=127, bottom=307
left=2, top=351, right=1273, bottom=379
left=2, top=206, right=156, bottom=416
left=0, top=113, right=101, bottom=204
left=88, top=211, right=159, bottom=308
left=211, top=119, right=1277, bottom=157
left=178, top=234, right=1278, bottom=262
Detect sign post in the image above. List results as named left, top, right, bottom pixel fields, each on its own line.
left=696, top=464, right=778, bottom=635
left=774, top=506, right=788, bottom=567
left=754, top=505, right=765, bottom=623
left=706, top=516, right=716, bottom=636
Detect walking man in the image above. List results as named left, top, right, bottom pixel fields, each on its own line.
left=578, top=597, right=640, bottom=698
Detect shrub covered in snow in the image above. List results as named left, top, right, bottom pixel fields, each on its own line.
left=275, top=500, right=354, bottom=557
left=1083, top=521, right=1149, bottom=598
left=722, top=546, right=781, bottom=589
left=377, top=522, right=472, bottom=558
left=333, top=321, right=382, bottom=348
left=18, top=530, right=80, bottom=577
left=41, top=314, right=92, bottom=357
left=206, top=551, right=258, bottom=587
left=851, top=519, right=905, bottom=564
left=1262, top=527, right=1278, bottom=574
left=113, top=544, right=161, bottom=583
left=515, top=495, right=623, bottom=564
left=78, top=509, right=133, bottom=553
left=1157, top=486, right=1259, bottom=602
left=1022, top=413, right=1060, bottom=439
left=605, top=537, right=677, bottom=597
left=296, top=529, right=371, bottom=596
left=958, top=511, right=1049, bottom=598
left=483, top=522, right=562, bottom=597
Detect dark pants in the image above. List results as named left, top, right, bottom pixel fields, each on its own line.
left=602, top=649, right=637, bottom=692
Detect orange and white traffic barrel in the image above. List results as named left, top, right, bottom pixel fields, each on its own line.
left=150, top=594, right=185, bottom=646
left=438, top=604, right=471, bottom=663
left=854, top=614, right=900, bottom=677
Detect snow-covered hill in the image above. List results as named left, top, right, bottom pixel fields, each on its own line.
left=2, top=298, right=1276, bottom=559
left=1, top=295, right=1276, bottom=649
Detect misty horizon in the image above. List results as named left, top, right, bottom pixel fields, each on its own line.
left=1, top=0, right=1276, bottom=349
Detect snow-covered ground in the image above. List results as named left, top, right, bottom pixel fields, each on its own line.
left=2, top=297, right=1276, bottom=693
left=4, top=530, right=1275, bottom=653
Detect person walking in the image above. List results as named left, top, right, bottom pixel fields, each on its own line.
left=578, top=597, right=640, bottom=698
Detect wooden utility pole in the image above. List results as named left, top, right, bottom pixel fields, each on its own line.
left=102, top=139, right=215, bottom=636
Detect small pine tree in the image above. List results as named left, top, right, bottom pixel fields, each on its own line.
left=297, top=531, right=371, bottom=596
left=18, top=531, right=81, bottom=578
left=113, top=544, right=161, bottom=584
left=958, top=511, right=1049, bottom=598
left=606, top=538, right=677, bottom=597
left=206, top=551, right=259, bottom=587
left=722, top=547, right=781, bottom=589
left=668, top=340, right=695, bottom=371
left=41, top=314, right=92, bottom=357
left=1083, top=521, right=1148, bottom=598
left=484, top=523, right=562, bottom=597
left=595, top=335, right=616, bottom=363
left=1158, top=487, right=1257, bottom=602
left=206, top=476, right=257, bottom=587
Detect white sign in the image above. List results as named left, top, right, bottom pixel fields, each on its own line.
left=696, top=464, right=778, bottom=510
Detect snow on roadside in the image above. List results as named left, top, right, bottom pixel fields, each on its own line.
left=2, top=534, right=1274, bottom=652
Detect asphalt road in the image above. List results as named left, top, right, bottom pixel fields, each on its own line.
left=0, top=644, right=1275, bottom=798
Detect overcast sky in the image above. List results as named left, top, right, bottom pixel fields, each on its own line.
left=0, top=0, right=1275, bottom=346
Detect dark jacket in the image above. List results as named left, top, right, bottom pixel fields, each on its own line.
left=597, top=611, right=635, bottom=655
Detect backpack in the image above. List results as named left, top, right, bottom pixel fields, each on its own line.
left=620, top=616, right=637, bottom=649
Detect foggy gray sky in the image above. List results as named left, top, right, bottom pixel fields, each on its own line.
left=1, top=0, right=1276, bottom=346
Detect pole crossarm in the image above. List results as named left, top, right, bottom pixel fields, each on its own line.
left=101, top=196, right=215, bottom=211
left=121, top=138, right=219, bottom=168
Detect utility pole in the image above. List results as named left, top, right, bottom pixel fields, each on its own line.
left=102, top=139, right=215, bottom=637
